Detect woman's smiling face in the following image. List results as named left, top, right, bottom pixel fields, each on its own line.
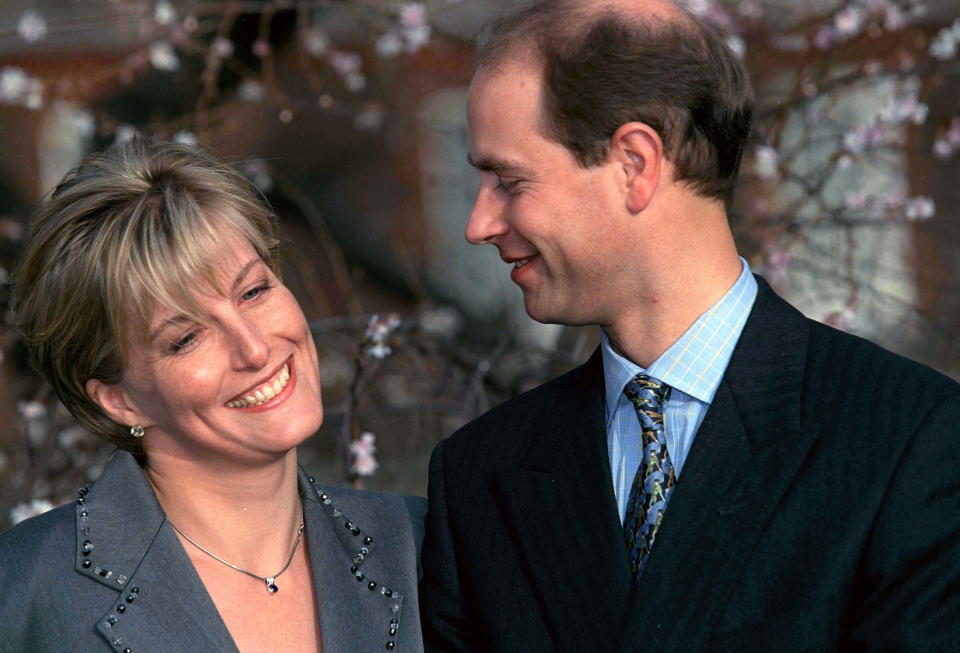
left=102, top=236, right=323, bottom=463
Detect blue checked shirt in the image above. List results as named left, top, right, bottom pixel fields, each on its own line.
left=602, top=259, right=758, bottom=523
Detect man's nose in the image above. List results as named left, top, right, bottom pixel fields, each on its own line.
left=465, top=184, right=508, bottom=245
left=230, top=318, right=271, bottom=370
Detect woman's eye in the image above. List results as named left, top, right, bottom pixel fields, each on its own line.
left=171, top=331, right=198, bottom=353
left=241, top=284, right=272, bottom=301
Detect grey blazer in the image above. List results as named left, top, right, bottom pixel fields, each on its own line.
left=0, top=450, right=425, bottom=652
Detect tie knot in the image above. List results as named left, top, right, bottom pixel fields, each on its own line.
left=623, top=373, right=671, bottom=409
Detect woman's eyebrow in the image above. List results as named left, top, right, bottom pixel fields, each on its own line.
left=149, top=259, right=264, bottom=341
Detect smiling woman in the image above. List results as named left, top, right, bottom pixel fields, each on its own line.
left=0, top=139, right=425, bottom=652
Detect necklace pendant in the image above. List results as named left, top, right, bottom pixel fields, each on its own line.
left=265, top=577, right=279, bottom=593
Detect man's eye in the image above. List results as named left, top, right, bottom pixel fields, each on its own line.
left=496, top=177, right=522, bottom=193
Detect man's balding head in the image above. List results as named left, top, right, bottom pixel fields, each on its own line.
left=475, top=0, right=754, bottom=201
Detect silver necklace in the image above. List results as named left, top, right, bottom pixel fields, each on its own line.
left=169, top=515, right=305, bottom=594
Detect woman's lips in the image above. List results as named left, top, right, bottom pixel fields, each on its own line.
left=224, top=357, right=296, bottom=411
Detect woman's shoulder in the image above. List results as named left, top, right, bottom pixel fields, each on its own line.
left=0, top=501, right=75, bottom=562
left=312, top=484, right=425, bottom=528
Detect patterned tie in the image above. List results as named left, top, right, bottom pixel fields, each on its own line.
left=622, top=373, right=674, bottom=578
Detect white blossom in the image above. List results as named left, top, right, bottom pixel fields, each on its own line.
left=240, top=159, right=273, bottom=192
left=10, top=499, right=54, bottom=526
left=418, top=305, right=462, bottom=337
left=173, top=130, right=197, bottom=145
left=301, top=28, right=329, bottom=57
left=725, top=35, right=746, bottom=59
left=376, top=31, right=404, bottom=58
left=238, top=80, right=265, bottom=102
left=18, top=401, right=46, bottom=421
left=403, top=24, right=432, bottom=52
left=0, top=67, right=30, bottom=103
left=54, top=102, right=95, bottom=139
left=904, top=196, right=935, bottom=221
left=345, top=72, right=366, bottom=92
left=753, top=145, right=780, bottom=180
left=17, top=10, right=47, bottom=43
left=930, top=23, right=958, bottom=60
left=834, top=7, right=864, bottom=37
left=115, top=124, right=138, bottom=143
left=154, top=1, right=177, bottom=26
left=354, top=105, right=385, bottom=131
left=149, top=41, right=180, bottom=72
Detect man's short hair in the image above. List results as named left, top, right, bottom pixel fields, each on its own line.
left=477, top=0, right=754, bottom=201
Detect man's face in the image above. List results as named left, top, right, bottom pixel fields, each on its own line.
left=465, top=61, right=637, bottom=326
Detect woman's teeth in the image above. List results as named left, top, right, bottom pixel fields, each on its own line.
left=226, top=363, right=290, bottom=408
left=514, top=259, right=529, bottom=269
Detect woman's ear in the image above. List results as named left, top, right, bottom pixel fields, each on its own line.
left=610, top=122, right=664, bottom=214
left=85, top=378, right=148, bottom=428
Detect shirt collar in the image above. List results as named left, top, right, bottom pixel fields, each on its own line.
left=601, top=258, right=757, bottom=416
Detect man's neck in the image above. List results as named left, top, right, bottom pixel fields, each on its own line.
left=603, top=252, right=744, bottom=369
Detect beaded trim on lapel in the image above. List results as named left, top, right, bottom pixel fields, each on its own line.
left=310, top=475, right=406, bottom=650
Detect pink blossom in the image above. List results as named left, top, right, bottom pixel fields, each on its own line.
left=399, top=3, right=427, bottom=28
left=904, top=196, right=935, bottom=221
left=330, top=52, right=362, bottom=77
left=933, top=138, right=953, bottom=159
left=211, top=37, right=234, bottom=59
left=823, top=306, right=856, bottom=332
left=350, top=433, right=379, bottom=477
left=814, top=26, right=836, bottom=50
left=252, top=39, right=272, bottom=58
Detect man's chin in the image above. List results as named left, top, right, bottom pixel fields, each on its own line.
left=523, top=295, right=588, bottom=327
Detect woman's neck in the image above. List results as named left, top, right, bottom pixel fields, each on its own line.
left=144, top=447, right=304, bottom=573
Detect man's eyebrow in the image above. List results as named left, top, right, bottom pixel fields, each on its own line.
left=467, top=153, right=528, bottom=174
left=149, top=258, right=264, bottom=341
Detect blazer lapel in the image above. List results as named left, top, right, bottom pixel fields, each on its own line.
left=76, top=451, right=237, bottom=652
left=496, top=351, right=633, bottom=650
left=617, top=278, right=822, bottom=652
left=299, top=473, right=412, bottom=652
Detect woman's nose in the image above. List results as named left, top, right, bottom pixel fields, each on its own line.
left=230, top=319, right=271, bottom=370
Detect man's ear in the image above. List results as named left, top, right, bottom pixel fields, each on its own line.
left=85, top=378, right=149, bottom=429
left=610, top=122, right=664, bottom=214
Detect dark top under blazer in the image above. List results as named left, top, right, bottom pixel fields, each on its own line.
left=419, top=277, right=960, bottom=652
left=0, top=450, right=426, bottom=652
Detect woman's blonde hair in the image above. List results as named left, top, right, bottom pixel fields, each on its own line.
left=12, top=138, right=280, bottom=453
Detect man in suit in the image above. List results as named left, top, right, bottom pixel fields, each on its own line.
left=418, top=0, right=960, bottom=651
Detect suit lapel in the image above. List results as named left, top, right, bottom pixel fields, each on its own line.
left=496, top=351, right=633, bottom=650
left=299, top=474, right=412, bottom=653
left=617, top=278, right=821, bottom=652
left=77, top=451, right=237, bottom=652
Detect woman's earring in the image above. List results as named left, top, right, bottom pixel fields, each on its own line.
left=130, top=424, right=145, bottom=438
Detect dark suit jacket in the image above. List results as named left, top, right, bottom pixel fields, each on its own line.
left=0, top=450, right=426, bottom=652
left=419, top=278, right=960, bottom=652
